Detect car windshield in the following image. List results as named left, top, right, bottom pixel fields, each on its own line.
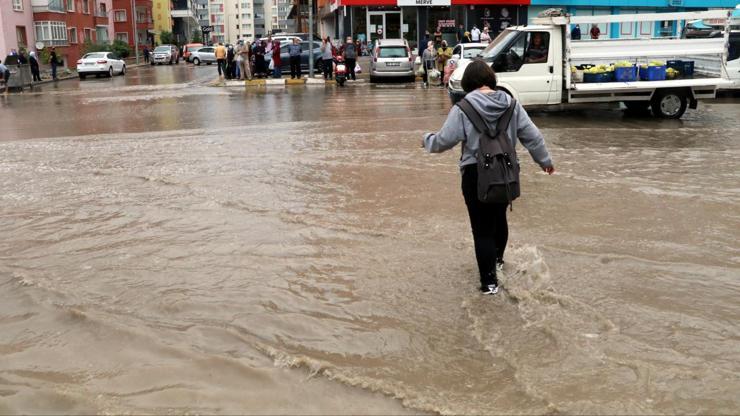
left=154, top=46, right=170, bottom=52
left=83, top=53, right=107, bottom=59
left=463, top=47, right=485, bottom=58
left=478, top=30, right=519, bottom=61
left=378, top=47, right=407, bottom=58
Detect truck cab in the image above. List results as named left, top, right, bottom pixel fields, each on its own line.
left=449, top=26, right=564, bottom=106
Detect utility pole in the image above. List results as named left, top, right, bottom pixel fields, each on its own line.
left=308, top=0, right=313, bottom=77
left=131, top=0, right=140, bottom=64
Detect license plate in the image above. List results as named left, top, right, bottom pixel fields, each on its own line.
left=386, top=62, right=400, bottom=67
left=85, top=62, right=94, bottom=66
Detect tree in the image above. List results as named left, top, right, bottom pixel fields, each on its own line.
left=160, top=31, right=174, bottom=45
left=111, top=40, right=131, bottom=58
left=191, top=28, right=203, bottom=44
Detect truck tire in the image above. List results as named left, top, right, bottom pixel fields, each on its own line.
left=651, top=90, right=687, bottom=119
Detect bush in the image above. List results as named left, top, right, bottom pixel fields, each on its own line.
left=79, top=40, right=131, bottom=59
left=159, top=31, right=174, bottom=45
left=191, top=29, right=203, bottom=44
left=111, top=40, right=131, bottom=58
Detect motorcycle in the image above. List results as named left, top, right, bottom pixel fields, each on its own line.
left=335, top=56, right=347, bottom=87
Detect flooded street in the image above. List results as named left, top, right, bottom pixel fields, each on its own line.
left=1, top=65, right=739, bottom=414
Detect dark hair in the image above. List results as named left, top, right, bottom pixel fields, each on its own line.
left=461, top=59, right=497, bottom=93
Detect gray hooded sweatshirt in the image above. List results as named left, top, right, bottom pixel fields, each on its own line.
left=423, top=90, right=553, bottom=170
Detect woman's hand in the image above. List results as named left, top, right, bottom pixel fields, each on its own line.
left=542, top=166, right=555, bottom=175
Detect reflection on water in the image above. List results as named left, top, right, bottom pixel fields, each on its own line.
left=1, top=75, right=739, bottom=414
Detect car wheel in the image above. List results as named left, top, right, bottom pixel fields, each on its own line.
left=651, top=90, right=688, bottom=119
left=79, top=74, right=86, bottom=80
left=107, top=67, right=113, bottom=78
left=151, top=61, right=155, bottom=66
left=120, top=65, right=126, bottom=76
left=175, top=57, right=179, bottom=65
left=370, top=75, right=377, bottom=83
left=194, top=58, right=200, bottom=65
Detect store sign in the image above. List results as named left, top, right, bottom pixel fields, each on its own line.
left=397, top=0, right=451, bottom=6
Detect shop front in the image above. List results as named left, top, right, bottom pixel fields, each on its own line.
left=333, top=0, right=529, bottom=52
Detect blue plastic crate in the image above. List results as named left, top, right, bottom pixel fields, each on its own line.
left=667, top=60, right=694, bottom=76
left=639, top=65, right=666, bottom=81
left=615, top=65, right=638, bottom=82
left=583, top=71, right=615, bottom=83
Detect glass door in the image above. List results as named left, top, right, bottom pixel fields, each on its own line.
left=385, top=12, right=402, bottom=39
left=368, top=12, right=384, bottom=44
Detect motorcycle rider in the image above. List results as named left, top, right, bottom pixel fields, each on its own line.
left=341, top=37, right=357, bottom=81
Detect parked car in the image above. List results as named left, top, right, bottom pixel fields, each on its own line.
left=448, top=42, right=488, bottom=68
left=188, top=46, right=217, bottom=65
left=183, top=43, right=204, bottom=60
left=76, top=52, right=126, bottom=79
left=151, top=45, right=180, bottom=65
left=277, top=40, right=325, bottom=75
left=370, top=39, right=414, bottom=83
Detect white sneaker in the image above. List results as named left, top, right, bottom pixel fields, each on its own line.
left=481, top=284, right=499, bottom=295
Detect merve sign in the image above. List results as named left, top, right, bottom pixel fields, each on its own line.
left=397, top=0, right=451, bottom=5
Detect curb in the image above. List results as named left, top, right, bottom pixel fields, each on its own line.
left=222, top=77, right=370, bottom=88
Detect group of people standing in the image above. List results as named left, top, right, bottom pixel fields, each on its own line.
left=0, top=47, right=59, bottom=91
left=319, top=37, right=359, bottom=81
left=213, top=36, right=287, bottom=81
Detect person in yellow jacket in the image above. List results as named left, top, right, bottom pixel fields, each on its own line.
left=215, top=43, right=227, bottom=77
left=436, top=41, right=453, bottom=86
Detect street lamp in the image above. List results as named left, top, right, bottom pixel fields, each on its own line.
left=131, top=0, right=140, bottom=64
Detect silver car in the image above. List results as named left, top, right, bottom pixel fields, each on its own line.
left=151, top=45, right=180, bottom=65
left=189, top=46, right=217, bottom=65
left=370, top=39, right=414, bottom=83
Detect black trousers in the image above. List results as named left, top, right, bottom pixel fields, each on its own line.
left=217, top=59, right=225, bottom=75
left=323, top=58, right=333, bottom=79
left=462, top=164, right=509, bottom=288
left=289, top=56, right=301, bottom=78
left=345, top=58, right=356, bottom=80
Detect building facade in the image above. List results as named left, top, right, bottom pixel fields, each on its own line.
left=0, top=0, right=37, bottom=59
left=171, top=0, right=199, bottom=42
left=112, top=0, right=154, bottom=48
left=152, top=0, right=172, bottom=44
left=30, top=0, right=115, bottom=68
left=319, top=0, right=528, bottom=51
left=527, top=0, right=738, bottom=39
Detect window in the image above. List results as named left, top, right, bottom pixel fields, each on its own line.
left=115, top=32, right=129, bottom=43
left=490, top=31, right=549, bottom=72
left=96, top=26, right=108, bottom=42
left=48, top=0, right=64, bottom=11
left=99, top=3, right=106, bottom=15
left=84, top=28, right=93, bottom=42
left=68, top=27, right=78, bottom=43
left=82, top=0, right=89, bottom=13
left=34, top=21, right=68, bottom=46
left=67, top=0, right=74, bottom=11
left=13, top=0, right=22, bottom=11
left=16, top=26, right=27, bottom=49
left=114, top=10, right=126, bottom=22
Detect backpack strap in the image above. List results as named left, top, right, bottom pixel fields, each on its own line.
left=456, top=98, right=492, bottom=136
left=495, top=98, right=517, bottom=136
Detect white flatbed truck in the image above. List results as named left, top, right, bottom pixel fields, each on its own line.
left=447, top=10, right=734, bottom=119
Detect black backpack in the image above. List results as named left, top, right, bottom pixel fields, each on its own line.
left=456, top=97, right=521, bottom=205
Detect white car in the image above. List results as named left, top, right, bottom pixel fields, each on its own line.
left=444, top=42, right=488, bottom=85
left=76, top=52, right=126, bottom=79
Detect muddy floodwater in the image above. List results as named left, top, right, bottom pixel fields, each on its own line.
left=1, top=66, right=739, bottom=414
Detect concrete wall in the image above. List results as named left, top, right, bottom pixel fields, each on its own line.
left=0, top=0, right=36, bottom=59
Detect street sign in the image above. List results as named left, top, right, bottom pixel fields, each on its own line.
left=201, top=25, right=214, bottom=33
left=397, top=0, right=450, bottom=6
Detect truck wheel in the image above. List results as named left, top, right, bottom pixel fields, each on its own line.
left=623, top=101, right=650, bottom=113
left=651, top=90, right=687, bottom=119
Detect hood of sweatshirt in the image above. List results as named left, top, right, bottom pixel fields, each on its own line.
left=462, top=89, right=513, bottom=129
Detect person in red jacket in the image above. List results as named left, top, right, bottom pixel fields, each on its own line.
left=590, top=24, right=601, bottom=39
left=272, top=39, right=282, bottom=78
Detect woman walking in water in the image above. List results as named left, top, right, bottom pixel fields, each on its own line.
left=422, top=60, right=555, bottom=295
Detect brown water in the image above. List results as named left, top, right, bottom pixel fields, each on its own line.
left=1, top=69, right=739, bottom=414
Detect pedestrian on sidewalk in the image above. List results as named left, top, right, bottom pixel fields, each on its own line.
left=421, top=60, right=555, bottom=295
left=287, top=38, right=302, bottom=79
left=341, top=37, right=357, bottom=81
left=481, top=27, right=491, bottom=43
left=49, top=47, right=58, bottom=80
left=215, top=42, right=227, bottom=77
left=421, top=41, right=436, bottom=87
left=239, top=41, right=252, bottom=80
left=436, top=40, right=452, bottom=86
left=321, top=37, right=334, bottom=80
left=143, top=46, right=150, bottom=64
left=254, top=41, right=266, bottom=78
left=271, top=39, right=282, bottom=78
left=471, top=25, right=481, bottom=42
left=226, top=44, right=236, bottom=79
left=0, top=59, right=10, bottom=94
left=29, top=51, right=41, bottom=82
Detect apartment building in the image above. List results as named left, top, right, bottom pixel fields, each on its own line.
left=171, top=0, right=198, bottom=43
left=112, top=0, right=154, bottom=48
left=151, top=0, right=172, bottom=44
left=0, top=0, right=36, bottom=59
left=29, top=0, right=115, bottom=68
